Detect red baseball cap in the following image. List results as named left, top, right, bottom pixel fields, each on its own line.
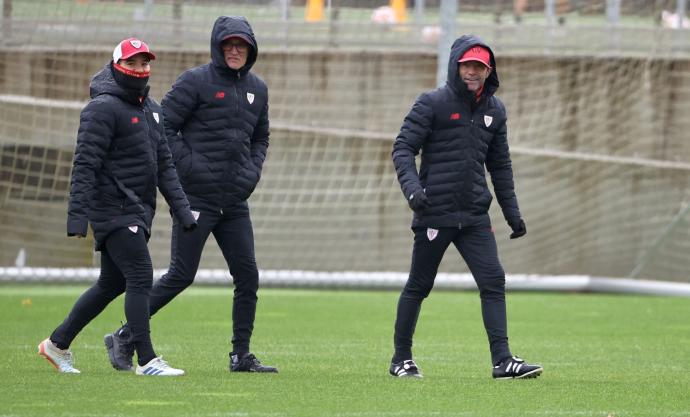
left=112, top=38, right=156, bottom=62
left=458, top=46, right=491, bottom=68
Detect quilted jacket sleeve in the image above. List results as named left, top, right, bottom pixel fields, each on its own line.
left=161, top=71, right=198, bottom=142
left=66, top=100, right=115, bottom=236
left=485, top=102, right=521, bottom=221
left=392, top=93, right=434, bottom=200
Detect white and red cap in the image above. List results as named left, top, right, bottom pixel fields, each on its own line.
left=458, top=45, right=491, bottom=68
left=112, top=38, right=156, bottom=63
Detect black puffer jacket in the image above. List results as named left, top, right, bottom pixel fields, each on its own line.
left=162, top=16, right=270, bottom=212
left=67, top=63, right=195, bottom=249
left=392, top=35, right=521, bottom=229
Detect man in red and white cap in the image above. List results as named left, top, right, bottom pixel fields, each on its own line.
left=105, top=17, right=277, bottom=374
left=390, top=35, right=541, bottom=380
left=39, top=37, right=197, bottom=377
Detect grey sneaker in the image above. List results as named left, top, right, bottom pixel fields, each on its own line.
left=104, top=326, right=135, bottom=371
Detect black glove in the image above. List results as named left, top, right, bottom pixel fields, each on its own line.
left=183, top=221, right=198, bottom=232
left=507, top=217, right=526, bottom=239
left=408, top=189, right=431, bottom=212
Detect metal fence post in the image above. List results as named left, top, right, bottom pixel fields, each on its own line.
left=545, top=0, right=556, bottom=25
left=606, top=0, right=620, bottom=25
left=437, top=0, right=457, bottom=87
left=677, top=0, right=687, bottom=29
left=607, top=0, right=620, bottom=54
left=414, top=0, right=425, bottom=26
left=144, top=0, right=154, bottom=20
left=1, top=0, right=11, bottom=43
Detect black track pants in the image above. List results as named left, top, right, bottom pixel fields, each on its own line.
left=149, top=204, right=259, bottom=353
left=51, top=227, right=155, bottom=361
left=393, top=222, right=512, bottom=365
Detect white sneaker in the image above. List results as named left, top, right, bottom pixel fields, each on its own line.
left=135, top=357, right=185, bottom=376
left=38, top=338, right=80, bottom=373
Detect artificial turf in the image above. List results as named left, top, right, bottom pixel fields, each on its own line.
left=1, top=285, right=689, bottom=417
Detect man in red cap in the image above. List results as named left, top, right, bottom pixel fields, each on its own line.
left=390, top=35, right=541, bottom=379
left=104, top=17, right=277, bottom=374
left=39, top=37, right=197, bottom=376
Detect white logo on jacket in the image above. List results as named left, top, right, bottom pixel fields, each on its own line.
left=484, top=115, right=493, bottom=127
left=246, top=92, right=254, bottom=104
left=427, top=228, right=438, bottom=241
left=152, top=112, right=159, bottom=123
left=128, top=225, right=138, bottom=234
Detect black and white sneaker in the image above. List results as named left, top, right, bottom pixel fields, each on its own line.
left=389, top=359, right=423, bottom=378
left=104, top=326, right=135, bottom=371
left=492, top=356, right=543, bottom=379
left=230, top=352, right=278, bottom=373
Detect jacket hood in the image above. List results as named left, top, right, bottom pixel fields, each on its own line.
left=210, top=16, right=258, bottom=75
left=447, top=35, right=499, bottom=98
left=89, top=63, right=149, bottom=104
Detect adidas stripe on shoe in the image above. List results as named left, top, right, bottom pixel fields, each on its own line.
left=38, top=338, right=80, bottom=374
left=135, top=357, right=185, bottom=376
left=492, top=356, right=543, bottom=379
left=389, top=359, right=423, bottom=378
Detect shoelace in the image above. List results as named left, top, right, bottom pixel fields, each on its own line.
left=155, top=357, right=170, bottom=369
left=121, top=343, right=135, bottom=358
left=60, top=351, right=76, bottom=370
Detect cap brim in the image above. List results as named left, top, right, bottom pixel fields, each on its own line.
left=222, top=34, right=252, bottom=45
left=120, top=51, right=156, bottom=61
left=458, top=57, right=490, bottom=68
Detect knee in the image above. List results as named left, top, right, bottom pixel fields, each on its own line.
left=124, top=268, right=153, bottom=295
left=230, top=258, right=258, bottom=289
left=402, top=279, right=434, bottom=300
left=96, top=277, right=126, bottom=295
left=477, top=274, right=506, bottom=300
left=233, top=271, right=259, bottom=294
left=161, top=268, right=195, bottom=287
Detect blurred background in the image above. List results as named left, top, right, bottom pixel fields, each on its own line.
left=0, top=0, right=689, bottom=285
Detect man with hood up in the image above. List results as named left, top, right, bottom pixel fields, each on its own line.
left=104, top=16, right=276, bottom=373
left=39, top=38, right=197, bottom=376
left=389, top=35, right=542, bottom=379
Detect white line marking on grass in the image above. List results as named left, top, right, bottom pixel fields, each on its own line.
left=334, top=413, right=470, bottom=417
left=124, top=401, right=188, bottom=406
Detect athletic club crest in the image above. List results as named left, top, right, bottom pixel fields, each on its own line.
left=246, top=92, right=254, bottom=104
left=129, top=39, right=142, bottom=49
left=484, top=115, right=493, bottom=127
left=152, top=112, right=159, bottom=123
left=427, top=228, right=438, bottom=241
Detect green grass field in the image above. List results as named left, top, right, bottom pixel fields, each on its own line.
left=1, top=285, right=689, bottom=417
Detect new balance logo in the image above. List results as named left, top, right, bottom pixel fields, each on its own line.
left=450, top=113, right=460, bottom=120
left=215, top=91, right=225, bottom=99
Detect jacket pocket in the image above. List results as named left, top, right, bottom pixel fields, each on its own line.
left=171, top=137, right=193, bottom=180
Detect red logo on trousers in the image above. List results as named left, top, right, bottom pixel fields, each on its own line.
left=450, top=113, right=460, bottom=120
left=131, top=116, right=139, bottom=124
left=215, top=91, right=225, bottom=99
